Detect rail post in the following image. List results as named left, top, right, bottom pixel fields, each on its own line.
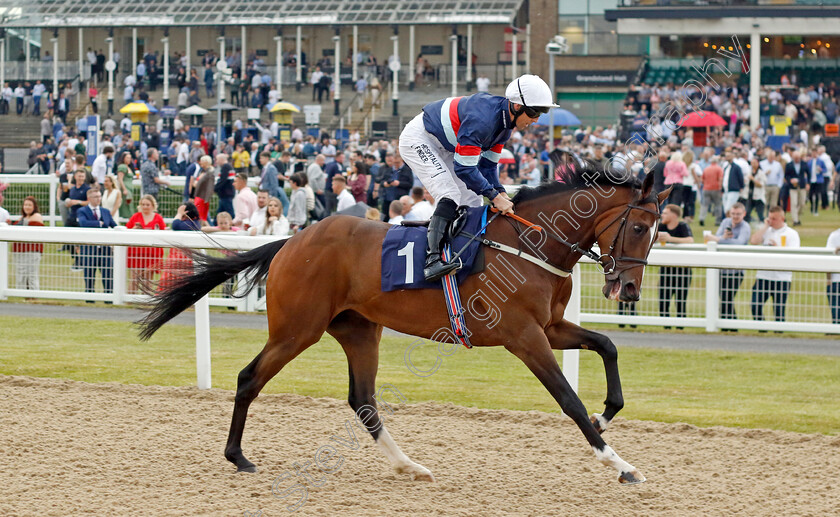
left=112, top=245, right=127, bottom=305
left=0, top=241, right=8, bottom=300
left=48, top=175, right=57, bottom=227
left=705, top=241, right=720, bottom=332
left=563, top=265, right=581, bottom=394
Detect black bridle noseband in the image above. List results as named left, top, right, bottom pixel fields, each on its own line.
left=507, top=191, right=661, bottom=277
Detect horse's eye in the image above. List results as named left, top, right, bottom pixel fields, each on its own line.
left=633, top=224, right=644, bottom=234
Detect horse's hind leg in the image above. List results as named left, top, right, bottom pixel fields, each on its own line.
left=224, top=335, right=315, bottom=472
left=328, top=311, right=434, bottom=482
left=546, top=320, right=624, bottom=434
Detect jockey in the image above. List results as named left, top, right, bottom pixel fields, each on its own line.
left=399, top=74, right=558, bottom=281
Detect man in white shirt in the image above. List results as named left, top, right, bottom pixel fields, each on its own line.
left=306, top=154, right=327, bottom=198
left=521, top=153, right=541, bottom=186
left=102, top=118, right=116, bottom=136
left=14, top=84, right=25, bottom=115
left=176, top=138, right=190, bottom=176
left=333, top=175, right=356, bottom=211
left=759, top=150, right=784, bottom=208
left=232, top=173, right=258, bottom=226
left=476, top=74, right=490, bottom=93
left=123, top=83, right=134, bottom=103
left=733, top=149, right=751, bottom=204
left=406, top=186, right=434, bottom=220
left=246, top=189, right=270, bottom=230
left=32, top=80, right=46, bottom=116
left=87, top=48, right=97, bottom=79
left=827, top=227, right=840, bottom=325
left=120, top=115, right=132, bottom=133
left=748, top=206, right=801, bottom=323
left=268, top=86, right=280, bottom=107
left=321, top=140, right=337, bottom=164
left=91, top=144, right=115, bottom=186
left=387, top=199, right=405, bottom=225
left=1, top=82, right=12, bottom=115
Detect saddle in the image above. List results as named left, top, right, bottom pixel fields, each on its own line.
left=400, top=206, right=470, bottom=240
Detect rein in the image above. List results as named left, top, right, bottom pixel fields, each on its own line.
left=488, top=193, right=661, bottom=277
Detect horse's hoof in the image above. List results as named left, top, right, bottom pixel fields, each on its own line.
left=395, top=463, right=435, bottom=482
left=411, top=470, right=435, bottom=482
left=618, top=469, right=646, bottom=485
left=237, top=464, right=258, bottom=473
left=590, top=413, right=609, bottom=434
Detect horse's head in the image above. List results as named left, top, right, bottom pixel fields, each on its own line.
left=594, top=171, right=671, bottom=302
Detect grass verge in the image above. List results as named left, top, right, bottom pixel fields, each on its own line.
left=0, top=316, right=837, bottom=435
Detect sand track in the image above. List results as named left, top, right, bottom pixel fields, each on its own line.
left=1, top=375, right=838, bottom=516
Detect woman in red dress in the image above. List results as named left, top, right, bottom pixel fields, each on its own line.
left=126, top=194, right=166, bottom=293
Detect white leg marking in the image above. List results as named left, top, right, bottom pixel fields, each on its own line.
left=592, top=445, right=644, bottom=483
left=375, top=426, right=435, bottom=482
left=592, top=413, right=610, bottom=432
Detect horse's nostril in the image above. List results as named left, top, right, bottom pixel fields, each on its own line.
left=622, top=282, right=639, bottom=300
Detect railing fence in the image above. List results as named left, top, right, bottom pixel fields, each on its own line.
left=0, top=227, right=838, bottom=390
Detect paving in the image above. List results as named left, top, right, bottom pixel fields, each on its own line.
left=2, top=301, right=837, bottom=356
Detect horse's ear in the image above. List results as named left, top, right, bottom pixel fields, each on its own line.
left=640, top=169, right=655, bottom=199
left=658, top=185, right=673, bottom=205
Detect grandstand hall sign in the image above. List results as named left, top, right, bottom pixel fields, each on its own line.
left=556, top=70, right=633, bottom=87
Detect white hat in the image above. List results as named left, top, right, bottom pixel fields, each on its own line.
left=505, top=74, right=559, bottom=109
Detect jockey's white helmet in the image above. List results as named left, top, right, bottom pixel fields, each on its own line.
left=505, top=74, right=560, bottom=109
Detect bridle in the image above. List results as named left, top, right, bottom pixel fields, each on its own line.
left=590, top=192, right=661, bottom=277
left=501, top=190, right=661, bottom=277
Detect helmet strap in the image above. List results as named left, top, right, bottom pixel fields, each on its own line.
left=510, top=77, right=528, bottom=129
left=509, top=105, right=526, bottom=129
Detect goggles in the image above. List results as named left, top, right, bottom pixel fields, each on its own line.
left=523, top=105, right=550, bottom=118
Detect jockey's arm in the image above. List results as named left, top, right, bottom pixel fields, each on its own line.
left=477, top=145, right=505, bottom=195
left=453, top=144, right=500, bottom=202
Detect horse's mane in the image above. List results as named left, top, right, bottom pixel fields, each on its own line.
left=512, top=150, right=642, bottom=206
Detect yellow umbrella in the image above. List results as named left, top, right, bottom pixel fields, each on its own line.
left=270, top=102, right=301, bottom=113
left=119, top=102, right=151, bottom=114
left=120, top=101, right=151, bottom=126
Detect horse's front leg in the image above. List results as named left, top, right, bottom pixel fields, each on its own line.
left=506, top=329, right=644, bottom=484
left=546, top=320, right=623, bottom=434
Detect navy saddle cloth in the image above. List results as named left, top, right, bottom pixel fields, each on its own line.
left=381, top=206, right=488, bottom=292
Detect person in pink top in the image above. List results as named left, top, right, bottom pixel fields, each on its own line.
left=663, top=151, right=688, bottom=205
left=699, top=155, right=725, bottom=226
left=231, top=172, right=257, bottom=227
left=88, top=83, right=98, bottom=114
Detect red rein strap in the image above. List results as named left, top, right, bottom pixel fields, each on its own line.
left=490, top=207, right=543, bottom=232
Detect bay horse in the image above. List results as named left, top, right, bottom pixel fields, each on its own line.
left=138, top=156, right=669, bottom=484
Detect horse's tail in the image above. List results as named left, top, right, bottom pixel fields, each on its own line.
left=136, top=238, right=288, bottom=341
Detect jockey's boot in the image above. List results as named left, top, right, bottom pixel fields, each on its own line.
left=423, top=198, right=459, bottom=282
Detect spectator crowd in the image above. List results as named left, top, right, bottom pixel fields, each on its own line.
left=1, top=64, right=840, bottom=324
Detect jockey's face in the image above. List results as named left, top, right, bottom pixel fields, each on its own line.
left=511, top=104, right=540, bottom=130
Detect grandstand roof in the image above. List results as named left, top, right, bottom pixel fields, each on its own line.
left=0, top=0, right=524, bottom=28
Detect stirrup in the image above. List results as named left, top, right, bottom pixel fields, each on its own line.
left=424, top=257, right=459, bottom=282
